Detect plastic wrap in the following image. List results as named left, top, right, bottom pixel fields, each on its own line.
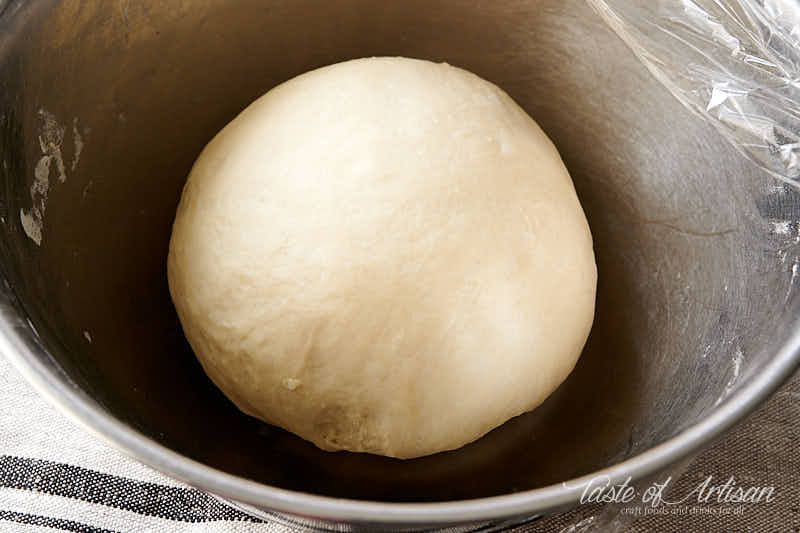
left=587, top=0, right=800, bottom=187
left=537, top=3, right=800, bottom=531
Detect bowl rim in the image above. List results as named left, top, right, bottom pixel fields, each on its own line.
left=2, top=291, right=799, bottom=526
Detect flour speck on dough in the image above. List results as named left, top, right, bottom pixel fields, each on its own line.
left=282, top=378, right=301, bottom=391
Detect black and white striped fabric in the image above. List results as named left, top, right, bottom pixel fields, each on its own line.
left=0, top=354, right=273, bottom=532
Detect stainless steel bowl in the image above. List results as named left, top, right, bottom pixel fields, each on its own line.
left=1, top=0, right=799, bottom=529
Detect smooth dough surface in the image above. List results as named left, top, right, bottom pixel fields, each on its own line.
left=168, top=57, right=597, bottom=459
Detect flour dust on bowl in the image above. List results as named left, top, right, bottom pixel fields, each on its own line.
left=0, top=0, right=799, bottom=529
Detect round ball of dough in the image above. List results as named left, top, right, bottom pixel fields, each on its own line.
left=168, top=57, right=596, bottom=459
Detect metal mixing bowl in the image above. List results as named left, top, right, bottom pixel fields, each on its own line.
left=1, top=0, right=799, bottom=529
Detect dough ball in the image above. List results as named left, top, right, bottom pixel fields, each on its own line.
left=168, top=57, right=596, bottom=459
